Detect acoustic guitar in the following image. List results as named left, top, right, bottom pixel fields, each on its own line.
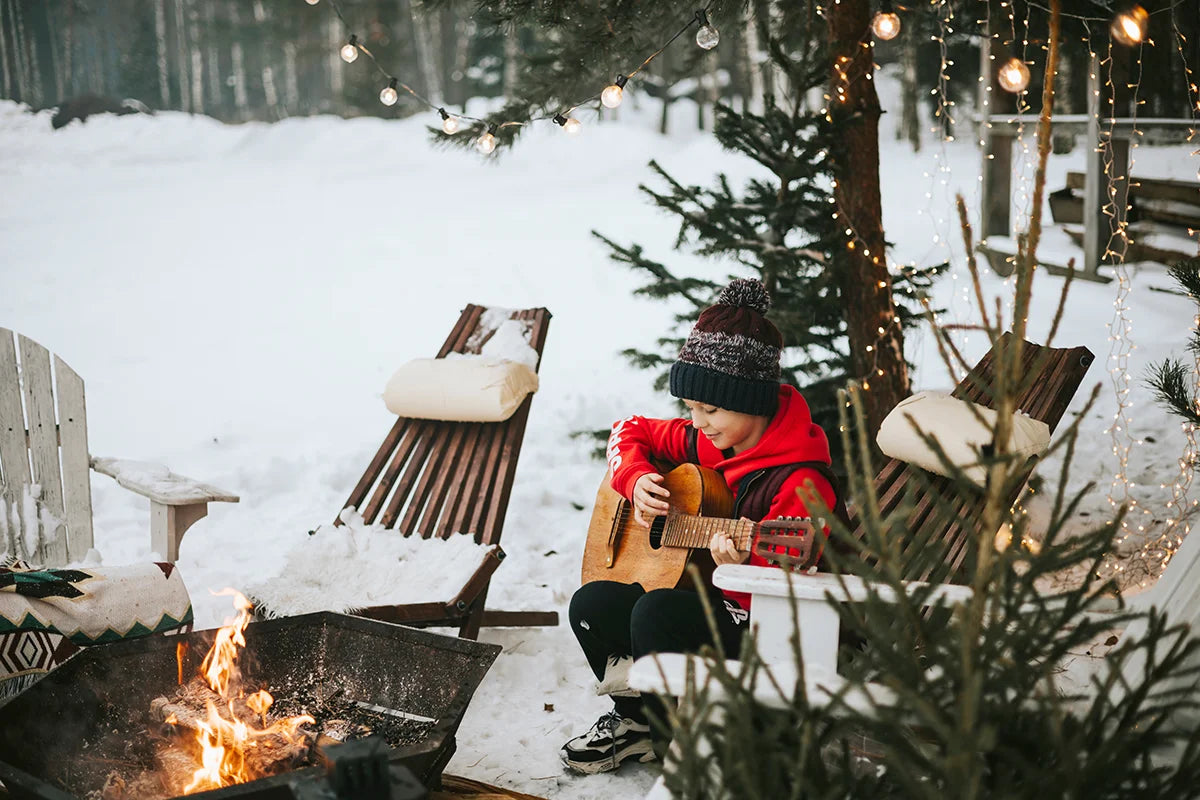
left=580, top=463, right=817, bottom=592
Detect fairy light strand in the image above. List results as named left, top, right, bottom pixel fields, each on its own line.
left=315, top=0, right=716, bottom=143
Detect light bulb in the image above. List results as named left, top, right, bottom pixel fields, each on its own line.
left=442, top=115, right=460, bottom=135
left=696, top=24, right=719, bottom=50
left=1111, top=5, right=1148, bottom=46
left=601, top=84, right=624, bottom=108
left=340, top=36, right=359, bottom=64
left=997, top=57, right=1030, bottom=93
left=305, top=0, right=319, bottom=5
left=871, top=12, right=901, bottom=40
left=554, top=113, right=582, bottom=135
left=476, top=131, right=496, bottom=154
left=380, top=80, right=398, bottom=106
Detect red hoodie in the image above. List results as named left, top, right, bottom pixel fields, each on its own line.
left=606, top=384, right=835, bottom=611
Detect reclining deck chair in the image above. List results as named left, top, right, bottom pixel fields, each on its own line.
left=628, top=337, right=1096, bottom=795
left=0, top=328, right=238, bottom=566
left=251, top=305, right=557, bottom=640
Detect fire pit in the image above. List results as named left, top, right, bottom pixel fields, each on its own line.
left=0, top=612, right=499, bottom=799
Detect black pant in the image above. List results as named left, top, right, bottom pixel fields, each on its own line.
left=568, top=580, right=747, bottom=722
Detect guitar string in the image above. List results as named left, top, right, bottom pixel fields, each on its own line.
left=609, top=503, right=812, bottom=549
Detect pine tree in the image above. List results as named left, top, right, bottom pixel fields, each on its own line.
left=1147, top=259, right=1200, bottom=432
left=590, top=94, right=942, bottom=454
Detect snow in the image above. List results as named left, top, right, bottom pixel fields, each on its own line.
left=1, top=67, right=1198, bottom=798
left=245, top=508, right=497, bottom=618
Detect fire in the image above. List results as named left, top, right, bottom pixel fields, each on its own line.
left=169, top=590, right=314, bottom=794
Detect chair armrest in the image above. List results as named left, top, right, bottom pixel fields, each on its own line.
left=714, top=564, right=974, bottom=606
left=628, top=653, right=891, bottom=714
left=91, top=457, right=239, bottom=505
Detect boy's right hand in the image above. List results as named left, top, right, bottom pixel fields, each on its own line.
left=632, top=473, right=671, bottom=527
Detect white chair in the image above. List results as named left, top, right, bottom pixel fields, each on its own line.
left=0, top=328, right=238, bottom=565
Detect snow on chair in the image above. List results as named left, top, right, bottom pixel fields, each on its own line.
left=0, top=328, right=238, bottom=566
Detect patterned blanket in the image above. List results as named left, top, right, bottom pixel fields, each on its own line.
left=0, top=559, right=192, bottom=703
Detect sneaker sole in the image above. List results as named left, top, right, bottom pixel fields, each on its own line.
left=561, top=742, right=656, bottom=775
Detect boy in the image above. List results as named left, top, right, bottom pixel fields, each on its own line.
left=562, top=278, right=839, bottom=774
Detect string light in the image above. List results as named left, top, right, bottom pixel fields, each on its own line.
left=379, top=78, right=398, bottom=106
left=340, top=35, right=359, bottom=64
left=313, top=0, right=717, bottom=151
left=602, top=76, right=629, bottom=109
left=438, top=108, right=460, bottom=135
left=695, top=10, right=720, bottom=50
left=305, top=0, right=320, bottom=5
left=998, top=56, right=1031, bottom=93
left=1111, top=5, right=1149, bottom=47
left=476, top=125, right=498, bottom=155
left=871, top=0, right=901, bottom=41
left=553, top=113, right=583, bottom=135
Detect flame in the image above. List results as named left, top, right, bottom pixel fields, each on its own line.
left=178, top=591, right=314, bottom=794
left=199, top=591, right=254, bottom=696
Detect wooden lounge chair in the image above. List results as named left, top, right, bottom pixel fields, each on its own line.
left=254, top=305, right=558, bottom=640
left=0, top=328, right=238, bottom=566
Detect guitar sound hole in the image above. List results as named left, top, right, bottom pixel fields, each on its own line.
left=648, top=516, right=666, bottom=550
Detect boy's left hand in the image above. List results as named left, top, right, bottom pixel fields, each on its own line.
left=709, top=531, right=750, bottom=566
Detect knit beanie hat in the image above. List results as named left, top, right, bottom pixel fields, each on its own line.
left=669, top=278, right=783, bottom=416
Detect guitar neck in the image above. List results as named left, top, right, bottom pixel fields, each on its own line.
left=660, top=514, right=760, bottom=550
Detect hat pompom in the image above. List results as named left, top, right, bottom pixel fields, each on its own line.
left=716, top=278, right=770, bottom=314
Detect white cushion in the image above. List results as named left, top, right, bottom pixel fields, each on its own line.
left=875, top=391, right=1050, bottom=487
left=383, top=356, right=539, bottom=422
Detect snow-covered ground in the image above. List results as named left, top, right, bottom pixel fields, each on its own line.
left=1, top=70, right=1197, bottom=798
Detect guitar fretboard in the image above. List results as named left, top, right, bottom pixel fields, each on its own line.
left=660, top=514, right=758, bottom=550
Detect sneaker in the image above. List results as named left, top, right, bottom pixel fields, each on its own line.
left=561, top=711, right=656, bottom=774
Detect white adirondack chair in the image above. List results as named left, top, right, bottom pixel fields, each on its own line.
left=629, top=533, right=1200, bottom=798
left=0, top=328, right=238, bottom=565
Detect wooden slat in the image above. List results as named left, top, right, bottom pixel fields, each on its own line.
left=0, top=329, right=32, bottom=507
left=340, top=416, right=412, bottom=525
left=416, top=422, right=473, bottom=537
left=53, top=354, right=93, bottom=561
left=397, top=422, right=458, bottom=537
left=380, top=421, right=442, bottom=529
left=436, top=423, right=485, bottom=539
left=18, top=334, right=67, bottom=565
left=446, top=422, right=502, bottom=538
left=358, top=421, right=422, bottom=525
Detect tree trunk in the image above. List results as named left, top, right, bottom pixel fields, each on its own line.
left=230, top=2, right=249, bottom=117
left=283, top=42, right=300, bottom=112
left=155, top=0, right=170, bottom=108
left=188, top=1, right=204, bottom=116
left=326, top=9, right=342, bottom=109
left=11, top=0, right=29, bottom=103
left=174, top=0, right=191, bottom=112
left=899, top=21, right=921, bottom=152
left=411, top=1, right=443, bottom=105
left=739, top=3, right=764, bottom=113
left=253, top=0, right=280, bottom=118
left=205, top=1, right=222, bottom=111
left=502, top=24, right=519, bottom=98
left=0, top=1, right=12, bottom=100
left=827, top=0, right=907, bottom=445
left=450, top=9, right=471, bottom=110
